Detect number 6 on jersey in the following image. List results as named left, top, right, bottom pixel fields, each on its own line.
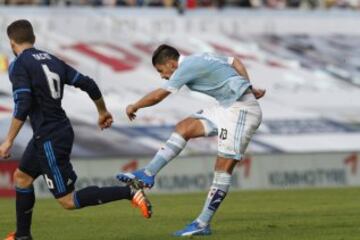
left=42, top=64, right=61, bottom=99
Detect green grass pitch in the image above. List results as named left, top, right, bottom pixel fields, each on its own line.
left=1, top=187, right=360, bottom=240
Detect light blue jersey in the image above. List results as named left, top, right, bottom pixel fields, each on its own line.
left=162, top=53, right=251, bottom=107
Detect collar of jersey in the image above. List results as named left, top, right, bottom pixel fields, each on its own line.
left=17, top=47, right=35, bottom=57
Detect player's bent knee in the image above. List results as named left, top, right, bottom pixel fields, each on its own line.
left=58, top=199, right=76, bottom=210
left=13, top=169, right=33, bottom=188
left=175, top=118, right=203, bottom=140
left=58, top=193, right=76, bottom=210
left=175, top=121, right=189, bottom=137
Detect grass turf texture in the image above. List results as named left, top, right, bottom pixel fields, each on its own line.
left=1, top=187, right=359, bottom=240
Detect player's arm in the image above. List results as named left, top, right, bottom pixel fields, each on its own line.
left=64, top=63, right=113, bottom=129
left=126, top=88, right=171, bottom=121
left=2, top=93, right=31, bottom=156
left=0, top=118, right=25, bottom=159
left=94, top=97, right=113, bottom=130
left=0, top=60, right=32, bottom=159
left=126, top=62, right=192, bottom=121
left=231, top=57, right=265, bottom=99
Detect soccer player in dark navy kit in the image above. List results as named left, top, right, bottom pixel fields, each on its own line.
left=0, top=20, right=152, bottom=240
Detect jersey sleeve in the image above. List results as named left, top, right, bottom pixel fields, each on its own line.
left=64, top=62, right=102, bottom=100
left=162, top=62, right=195, bottom=93
left=9, top=59, right=33, bottom=121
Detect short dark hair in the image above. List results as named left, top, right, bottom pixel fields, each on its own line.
left=7, top=19, right=35, bottom=44
left=152, top=44, right=180, bottom=66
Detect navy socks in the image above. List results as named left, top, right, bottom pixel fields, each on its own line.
left=73, top=186, right=132, bottom=209
left=15, top=186, right=35, bottom=238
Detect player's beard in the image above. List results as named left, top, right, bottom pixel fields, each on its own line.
left=10, top=42, right=17, bottom=57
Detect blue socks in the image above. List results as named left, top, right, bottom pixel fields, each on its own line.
left=72, top=186, right=132, bottom=209
left=196, top=172, right=232, bottom=226
left=15, top=186, right=35, bottom=238
left=144, top=133, right=187, bottom=176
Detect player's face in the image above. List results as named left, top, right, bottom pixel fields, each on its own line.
left=155, top=61, right=177, bottom=80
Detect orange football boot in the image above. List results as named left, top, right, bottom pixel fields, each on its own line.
left=131, top=189, right=152, bottom=219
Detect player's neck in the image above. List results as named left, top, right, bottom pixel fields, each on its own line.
left=15, top=43, right=33, bottom=56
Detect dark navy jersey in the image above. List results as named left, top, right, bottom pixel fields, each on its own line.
left=8, top=47, right=102, bottom=137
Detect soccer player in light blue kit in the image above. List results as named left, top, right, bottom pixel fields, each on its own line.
left=117, top=44, right=265, bottom=236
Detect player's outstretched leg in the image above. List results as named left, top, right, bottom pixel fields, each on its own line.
left=173, top=171, right=232, bottom=237
left=70, top=185, right=152, bottom=218
left=117, top=132, right=187, bottom=188
left=117, top=117, right=207, bottom=189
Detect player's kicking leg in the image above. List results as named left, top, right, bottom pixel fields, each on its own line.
left=117, top=117, right=208, bottom=188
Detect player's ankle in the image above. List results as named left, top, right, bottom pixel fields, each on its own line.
left=195, top=219, right=208, bottom=228
left=15, top=232, right=32, bottom=239
left=144, top=169, right=154, bottom=177
left=129, top=186, right=137, bottom=197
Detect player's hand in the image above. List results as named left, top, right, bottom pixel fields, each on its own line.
left=126, top=104, right=138, bottom=121
left=98, top=111, right=113, bottom=130
left=0, top=139, right=13, bottom=159
left=252, top=88, right=266, bottom=99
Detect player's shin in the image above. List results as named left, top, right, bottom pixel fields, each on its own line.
left=15, top=186, right=35, bottom=238
left=72, top=186, right=132, bottom=209
left=144, top=132, right=187, bottom=176
left=196, top=172, right=232, bottom=226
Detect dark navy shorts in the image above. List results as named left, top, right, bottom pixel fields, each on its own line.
left=19, top=126, right=77, bottom=199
